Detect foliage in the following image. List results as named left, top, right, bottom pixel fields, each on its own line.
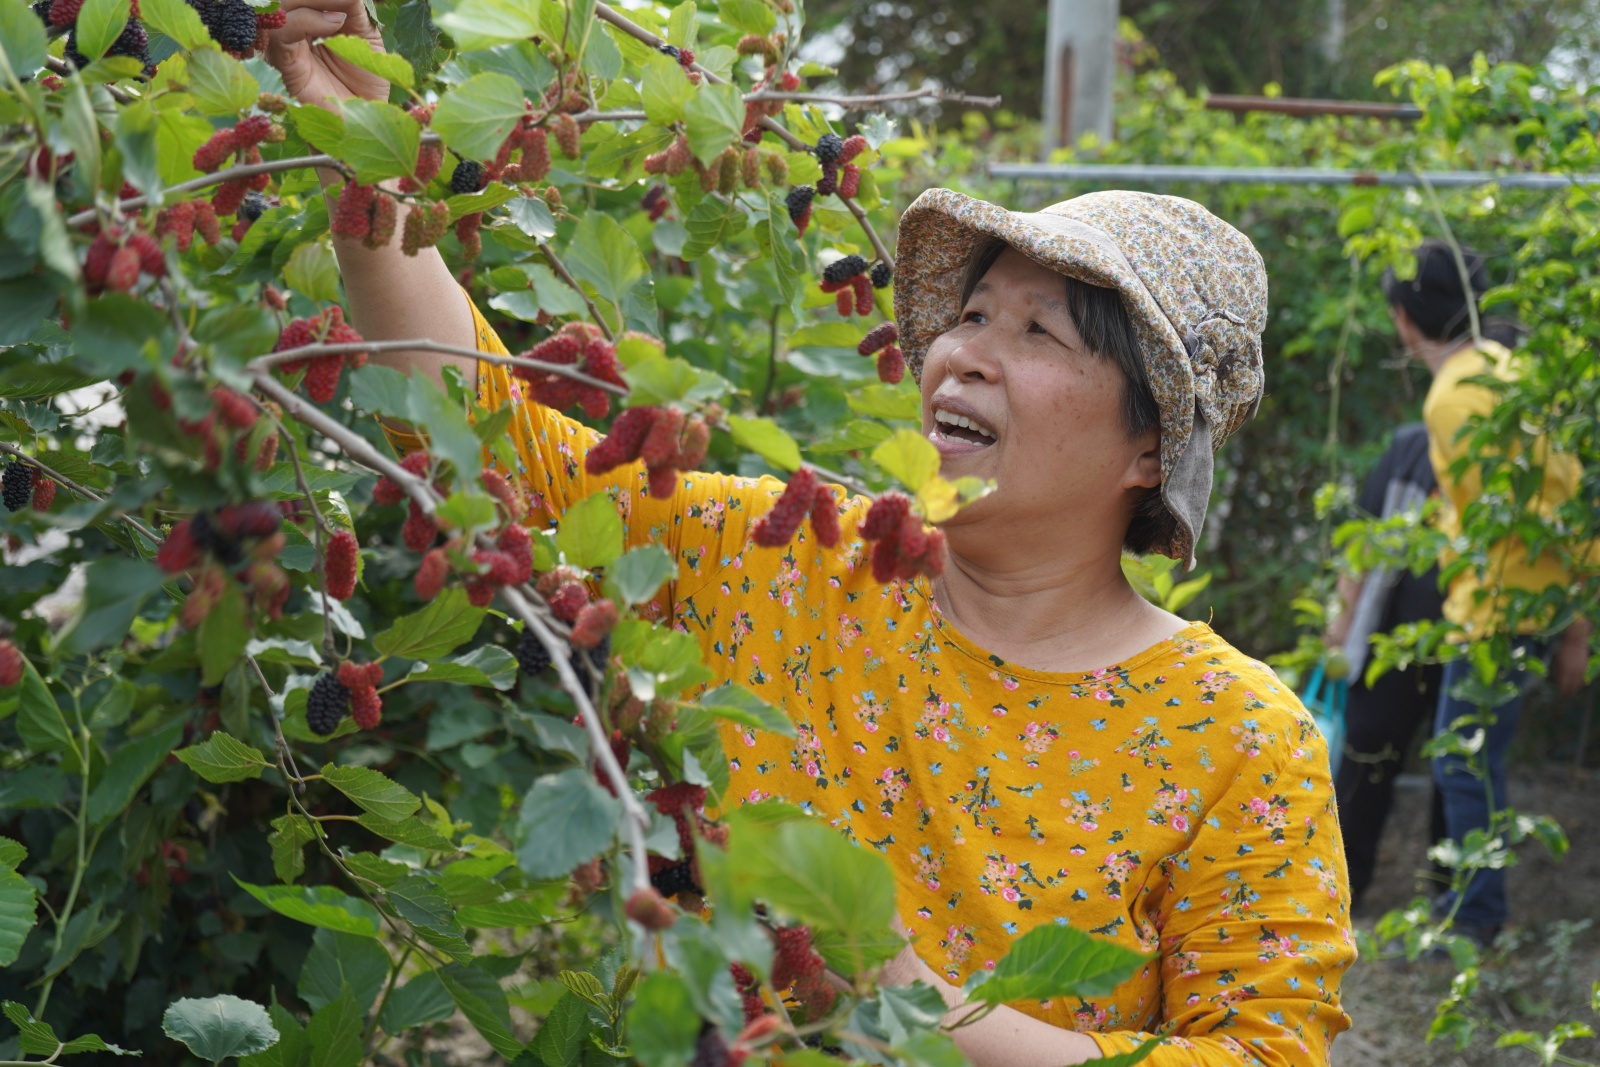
left=0, top=0, right=1156, bottom=1065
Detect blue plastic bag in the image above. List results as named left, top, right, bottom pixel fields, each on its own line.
left=1299, top=662, right=1347, bottom=779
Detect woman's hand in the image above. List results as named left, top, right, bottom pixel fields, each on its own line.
left=265, top=0, right=390, bottom=108
left=1552, top=618, right=1593, bottom=698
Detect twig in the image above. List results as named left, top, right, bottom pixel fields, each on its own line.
left=247, top=338, right=627, bottom=394
left=1415, top=169, right=1483, bottom=345
left=45, top=56, right=134, bottom=104
left=540, top=245, right=616, bottom=341
left=278, top=411, right=338, bottom=658
left=63, top=153, right=346, bottom=228
left=569, top=109, right=648, bottom=124
left=0, top=440, right=162, bottom=547
left=592, top=0, right=896, bottom=272
left=249, top=653, right=308, bottom=793
left=745, top=88, right=1002, bottom=108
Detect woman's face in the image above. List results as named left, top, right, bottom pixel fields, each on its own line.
left=919, top=248, right=1160, bottom=540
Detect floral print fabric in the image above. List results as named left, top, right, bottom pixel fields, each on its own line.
left=389, top=299, right=1354, bottom=1067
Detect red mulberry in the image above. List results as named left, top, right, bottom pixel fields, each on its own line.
left=324, top=528, right=359, bottom=600
left=212, top=177, right=248, bottom=216
left=877, top=344, right=905, bottom=384
left=809, top=485, right=840, bottom=548
left=646, top=464, right=678, bottom=499
left=838, top=162, right=861, bottom=199
left=482, top=469, right=525, bottom=520
left=415, top=546, right=449, bottom=599
left=192, top=128, right=238, bottom=173
left=839, top=134, right=868, bottom=163
left=860, top=491, right=911, bottom=540
left=751, top=467, right=819, bottom=547
left=853, top=273, right=874, bottom=315
left=304, top=354, right=344, bottom=402
left=496, top=523, right=534, bottom=582
left=155, top=518, right=201, bottom=573
left=569, top=599, right=618, bottom=649
left=585, top=406, right=658, bottom=476
left=455, top=212, right=482, bottom=258
left=31, top=477, right=56, bottom=512
left=547, top=581, right=589, bottom=624
left=857, top=321, right=898, bottom=356
left=639, top=407, right=684, bottom=469
left=623, top=887, right=676, bottom=931
left=0, top=640, right=23, bottom=687
left=332, top=182, right=377, bottom=240
left=350, top=686, right=382, bottom=729
left=401, top=500, right=437, bottom=551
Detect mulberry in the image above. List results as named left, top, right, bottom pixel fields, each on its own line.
left=304, top=354, right=344, bottom=402
left=194, top=0, right=261, bottom=55
left=809, top=485, right=840, bottom=547
left=585, top=405, right=658, bottom=476
left=646, top=464, right=678, bottom=499
left=857, top=321, right=898, bottom=356
left=47, top=0, right=82, bottom=27
left=815, top=162, right=837, bottom=198
left=840, top=134, right=868, bottom=163
left=238, top=192, right=267, bottom=223
left=623, top=887, right=676, bottom=931
left=31, top=477, right=56, bottom=512
left=516, top=626, right=552, bottom=675
left=877, top=344, right=905, bottom=384
left=838, top=162, right=860, bottom=199
left=496, top=523, right=533, bottom=581
left=676, top=416, right=710, bottom=469
left=410, top=142, right=443, bottom=188
left=365, top=192, right=397, bottom=249
left=349, top=686, right=382, bottom=729
left=195, top=201, right=223, bottom=244
left=822, top=254, right=867, bottom=286
left=751, top=467, right=819, bottom=547
left=305, top=672, right=349, bottom=736
left=400, top=200, right=451, bottom=256
left=401, top=500, right=437, bottom=551
left=853, top=273, right=874, bottom=315
left=324, top=528, right=359, bottom=600
left=639, top=407, right=685, bottom=469
left=234, top=114, right=273, bottom=148
left=212, top=385, right=257, bottom=429
left=551, top=113, right=580, bottom=159
left=331, top=181, right=377, bottom=240
left=871, top=261, right=893, bottom=289
left=455, top=212, right=482, bottom=258
left=547, top=581, right=588, bottom=624
left=570, top=599, right=618, bottom=649
left=649, top=860, right=699, bottom=898
left=770, top=924, right=821, bottom=990
left=1, top=464, right=34, bottom=512
left=212, top=177, right=248, bottom=216
left=518, top=126, right=551, bottom=182
left=157, top=201, right=197, bottom=252
left=814, top=132, right=844, bottom=164
left=859, top=490, right=911, bottom=540
left=337, top=660, right=382, bottom=690
left=106, top=246, right=141, bottom=291
left=483, top=470, right=525, bottom=520
left=449, top=159, right=484, bottom=195
left=415, top=547, right=449, bottom=599
left=155, top=519, right=202, bottom=573
left=763, top=151, right=788, bottom=184
left=785, top=185, right=814, bottom=236
left=0, top=640, right=23, bottom=687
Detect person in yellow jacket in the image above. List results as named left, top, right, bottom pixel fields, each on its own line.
left=267, top=7, right=1355, bottom=1065
left=1385, top=239, right=1594, bottom=946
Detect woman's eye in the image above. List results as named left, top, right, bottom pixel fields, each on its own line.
left=962, top=310, right=986, bottom=324
left=1028, top=321, right=1048, bottom=334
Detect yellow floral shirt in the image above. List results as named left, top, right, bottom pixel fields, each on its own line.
left=421, top=301, right=1355, bottom=1067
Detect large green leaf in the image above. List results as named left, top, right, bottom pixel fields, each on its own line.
left=682, top=82, right=744, bottom=163
left=640, top=51, right=694, bottom=126
left=2, top=1001, right=134, bottom=1057
left=73, top=0, right=130, bottom=64
left=235, top=880, right=384, bottom=938
left=0, top=872, right=36, bottom=968
left=187, top=46, right=259, bottom=115
left=140, top=0, right=209, bottom=48
left=603, top=544, right=678, bottom=605
left=14, top=661, right=75, bottom=764
left=695, top=683, right=794, bottom=738
left=87, top=720, right=185, bottom=826
left=305, top=986, right=362, bottom=1067
left=198, top=578, right=249, bottom=686
left=269, top=814, right=320, bottom=884
left=0, top=0, right=49, bottom=75
left=679, top=197, right=748, bottom=261
left=373, top=588, right=487, bottom=660
left=239, top=996, right=308, bottom=1067
left=162, top=994, right=281, bottom=1062
left=751, top=192, right=800, bottom=303
left=514, top=768, right=620, bottom=879
left=527, top=991, right=591, bottom=1067
left=378, top=970, right=455, bottom=1033
left=53, top=555, right=167, bottom=656
left=433, top=0, right=540, bottom=50
left=625, top=973, right=699, bottom=1067
left=297, top=929, right=391, bottom=1013
left=407, top=645, right=519, bottom=690
left=963, top=923, right=1151, bottom=1005
left=320, top=763, right=421, bottom=822
left=431, top=72, right=526, bottom=160
left=555, top=492, right=624, bottom=570
left=438, top=963, right=522, bottom=1060
left=340, top=98, right=422, bottom=182
left=564, top=210, right=646, bottom=308
left=176, top=731, right=271, bottom=783
left=727, top=415, right=801, bottom=472
left=321, top=34, right=415, bottom=88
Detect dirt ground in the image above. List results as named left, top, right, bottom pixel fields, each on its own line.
left=1333, top=767, right=1600, bottom=1067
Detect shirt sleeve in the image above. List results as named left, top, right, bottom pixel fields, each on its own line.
left=380, top=294, right=791, bottom=614
left=1086, top=707, right=1356, bottom=1067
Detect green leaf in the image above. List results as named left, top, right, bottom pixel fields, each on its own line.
left=283, top=241, right=342, bottom=303
left=0, top=838, right=23, bottom=871
left=695, top=683, right=794, bottom=738
left=604, top=544, right=678, bottom=605
left=872, top=427, right=941, bottom=493
left=625, top=973, right=699, bottom=1067
left=176, top=731, right=271, bottom=783
left=789, top=321, right=866, bottom=349
left=373, top=587, right=487, bottom=661
left=847, top=382, right=921, bottom=421
left=53, top=555, right=167, bottom=655
left=1, top=1001, right=132, bottom=1057
left=564, top=210, right=645, bottom=307
left=321, top=34, right=414, bottom=88
left=140, top=0, right=209, bottom=49
left=321, top=763, right=421, bottom=822
left=269, top=814, right=320, bottom=884
left=235, top=880, right=384, bottom=938
left=305, top=986, right=362, bottom=1067
left=240, top=996, right=308, bottom=1067
left=0, top=872, right=37, bottom=968
left=408, top=645, right=520, bottom=690
left=355, top=814, right=455, bottom=851
left=455, top=897, right=546, bottom=927
left=198, top=578, right=249, bottom=686
left=682, top=82, right=744, bottom=163
left=291, top=104, right=346, bottom=153
left=721, top=806, right=897, bottom=975
left=527, top=991, right=591, bottom=1067
left=163, top=995, right=281, bottom=1062
left=431, top=72, right=526, bottom=160
left=74, top=0, right=130, bottom=64
left=641, top=51, right=694, bottom=127
left=666, top=0, right=696, bottom=48
left=679, top=197, right=748, bottom=261
left=438, top=964, right=522, bottom=1060
left=751, top=193, right=800, bottom=302
left=15, top=661, right=75, bottom=763
left=0, top=0, right=49, bottom=76
left=379, top=970, right=455, bottom=1033
left=87, top=720, right=185, bottom=826
left=340, top=99, right=423, bottom=183
left=727, top=415, right=800, bottom=472
left=963, top=923, right=1151, bottom=1005
left=514, top=768, right=621, bottom=879
left=298, top=929, right=391, bottom=1013
left=555, top=492, right=624, bottom=570
left=188, top=46, right=259, bottom=115
left=434, top=0, right=540, bottom=50
left=718, top=0, right=775, bottom=35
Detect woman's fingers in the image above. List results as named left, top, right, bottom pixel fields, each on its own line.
left=280, top=0, right=372, bottom=36
left=270, top=6, right=347, bottom=48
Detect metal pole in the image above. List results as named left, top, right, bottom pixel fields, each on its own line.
left=1042, top=0, right=1119, bottom=157
left=1203, top=94, right=1422, bottom=121
left=987, top=162, right=1600, bottom=189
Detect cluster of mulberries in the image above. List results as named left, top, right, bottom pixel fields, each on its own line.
left=157, top=503, right=292, bottom=621
left=643, top=781, right=729, bottom=898
left=2, top=464, right=37, bottom=512
left=155, top=200, right=223, bottom=253
left=740, top=68, right=800, bottom=145
left=331, top=181, right=399, bottom=250
left=272, top=305, right=369, bottom=403
left=400, top=200, right=452, bottom=257
left=857, top=321, right=904, bottom=384
left=40, top=0, right=155, bottom=77
left=187, top=0, right=282, bottom=58
left=769, top=924, right=835, bottom=1021
left=190, top=114, right=277, bottom=219
left=819, top=254, right=875, bottom=318
left=370, top=450, right=447, bottom=561
left=813, top=131, right=867, bottom=199
left=750, top=467, right=840, bottom=549
left=583, top=404, right=710, bottom=500
left=784, top=185, right=814, bottom=237
left=640, top=184, right=669, bottom=222
left=0, top=640, right=23, bottom=688
left=859, top=491, right=947, bottom=584
left=642, top=133, right=694, bottom=177
left=511, top=321, right=629, bottom=419
left=168, top=384, right=277, bottom=471
left=337, top=660, right=385, bottom=729
left=305, top=671, right=349, bottom=736
left=83, top=225, right=164, bottom=294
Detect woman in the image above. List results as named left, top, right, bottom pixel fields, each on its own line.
left=268, top=5, right=1355, bottom=1064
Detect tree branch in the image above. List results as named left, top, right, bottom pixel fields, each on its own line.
left=540, top=245, right=616, bottom=341
left=745, top=88, right=1002, bottom=108
left=246, top=338, right=628, bottom=394
left=45, top=56, right=133, bottom=104
left=0, top=440, right=162, bottom=547
left=64, top=152, right=346, bottom=228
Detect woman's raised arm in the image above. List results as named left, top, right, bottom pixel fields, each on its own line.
left=265, top=0, right=476, bottom=392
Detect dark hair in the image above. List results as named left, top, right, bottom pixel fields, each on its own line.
left=958, top=237, right=1175, bottom=555
left=1381, top=238, right=1490, bottom=342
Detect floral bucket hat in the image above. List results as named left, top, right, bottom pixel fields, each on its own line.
left=893, top=188, right=1268, bottom=568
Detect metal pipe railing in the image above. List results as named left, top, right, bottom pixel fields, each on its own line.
left=1203, top=94, right=1423, bottom=121
left=988, top=163, right=1600, bottom=189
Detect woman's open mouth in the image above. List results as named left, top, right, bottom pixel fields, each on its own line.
left=930, top=407, right=997, bottom=453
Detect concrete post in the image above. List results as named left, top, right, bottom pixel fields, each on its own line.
left=1042, top=0, right=1120, bottom=157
